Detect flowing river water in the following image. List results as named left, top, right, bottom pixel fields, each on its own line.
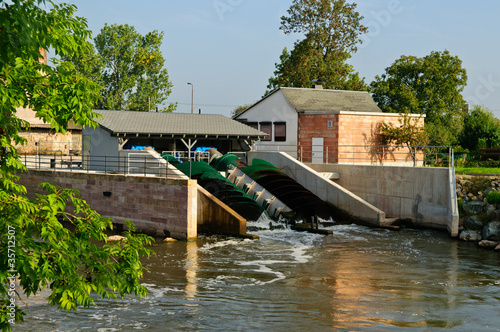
left=19, top=219, right=500, bottom=331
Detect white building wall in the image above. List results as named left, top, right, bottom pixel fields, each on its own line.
left=82, top=127, right=119, bottom=171
left=236, top=91, right=298, bottom=156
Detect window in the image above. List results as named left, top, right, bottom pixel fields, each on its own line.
left=246, top=122, right=258, bottom=130
left=274, top=122, right=286, bottom=142
left=259, top=122, right=272, bottom=141
left=327, top=120, right=333, bottom=128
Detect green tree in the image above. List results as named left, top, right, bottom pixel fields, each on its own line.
left=459, top=105, right=500, bottom=153
left=266, top=0, right=368, bottom=94
left=231, top=103, right=253, bottom=118
left=0, top=1, right=153, bottom=330
left=370, top=50, right=468, bottom=147
left=378, top=111, right=428, bottom=164
left=66, top=23, right=176, bottom=112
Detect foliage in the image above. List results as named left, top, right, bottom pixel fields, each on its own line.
left=459, top=105, right=500, bottom=153
left=464, top=176, right=491, bottom=196
left=231, top=103, right=254, bottom=118
left=486, top=191, right=500, bottom=205
left=65, top=23, right=176, bottom=112
left=370, top=50, right=468, bottom=147
left=0, top=1, right=153, bottom=330
left=378, top=111, right=428, bottom=163
left=265, top=0, right=368, bottom=95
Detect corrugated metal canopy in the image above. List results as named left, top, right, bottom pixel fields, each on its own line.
left=92, top=110, right=267, bottom=139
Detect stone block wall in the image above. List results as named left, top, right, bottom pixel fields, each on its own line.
left=18, top=170, right=197, bottom=240
left=16, top=129, right=82, bottom=155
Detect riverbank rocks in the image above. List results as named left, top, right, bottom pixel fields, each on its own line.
left=462, top=201, right=485, bottom=214
left=478, top=240, right=499, bottom=248
left=482, top=221, right=500, bottom=241
left=106, top=235, right=127, bottom=243
left=459, top=230, right=482, bottom=242
left=463, top=216, right=484, bottom=231
left=163, top=237, right=177, bottom=242
left=456, top=175, right=500, bottom=253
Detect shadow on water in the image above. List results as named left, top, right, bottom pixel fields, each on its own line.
left=19, top=221, right=500, bottom=331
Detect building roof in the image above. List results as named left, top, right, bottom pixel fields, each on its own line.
left=280, top=87, right=383, bottom=113
left=92, top=110, right=267, bottom=139
left=236, top=87, right=383, bottom=118
left=16, top=107, right=81, bottom=130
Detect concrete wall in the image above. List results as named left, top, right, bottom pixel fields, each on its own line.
left=82, top=127, right=119, bottom=162
left=308, top=163, right=458, bottom=235
left=248, top=151, right=385, bottom=225
left=18, top=170, right=198, bottom=240
left=197, top=186, right=247, bottom=236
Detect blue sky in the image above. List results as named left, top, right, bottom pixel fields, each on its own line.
left=62, top=0, right=500, bottom=118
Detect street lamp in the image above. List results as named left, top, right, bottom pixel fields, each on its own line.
left=187, top=82, right=193, bottom=114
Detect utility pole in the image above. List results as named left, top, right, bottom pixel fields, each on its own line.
left=187, top=82, right=193, bottom=114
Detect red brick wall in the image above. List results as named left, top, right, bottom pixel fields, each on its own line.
left=18, top=170, right=198, bottom=240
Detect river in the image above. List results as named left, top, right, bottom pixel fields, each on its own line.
left=19, top=219, right=500, bottom=331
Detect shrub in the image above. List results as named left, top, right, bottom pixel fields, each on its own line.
left=467, top=176, right=491, bottom=195
left=486, top=191, right=500, bottom=204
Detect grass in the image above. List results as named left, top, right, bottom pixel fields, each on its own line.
left=455, top=167, right=500, bottom=175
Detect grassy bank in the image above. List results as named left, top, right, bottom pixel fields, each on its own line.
left=455, top=167, right=500, bottom=175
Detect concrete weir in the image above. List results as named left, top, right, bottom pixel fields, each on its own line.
left=248, top=151, right=459, bottom=237
left=18, top=150, right=459, bottom=239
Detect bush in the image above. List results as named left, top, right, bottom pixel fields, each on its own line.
left=486, top=191, right=500, bottom=204
left=466, top=176, right=491, bottom=195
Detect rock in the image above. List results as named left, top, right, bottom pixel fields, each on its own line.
left=490, top=210, right=500, bottom=222
left=459, top=230, right=481, bottom=242
left=464, top=216, right=483, bottom=231
left=462, top=201, right=484, bottom=214
left=163, top=237, right=177, bottom=242
left=478, top=240, right=499, bottom=248
left=495, top=244, right=500, bottom=251
left=482, top=221, right=500, bottom=241
left=486, top=204, right=496, bottom=215
left=484, top=186, right=493, bottom=196
left=106, top=235, right=127, bottom=243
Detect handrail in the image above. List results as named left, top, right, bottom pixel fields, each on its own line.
left=21, top=153, right=170, bottom=177
left=252, top=144, right=453, bottom=167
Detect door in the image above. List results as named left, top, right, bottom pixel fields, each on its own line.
left=312, top=137, right=324, bottom=163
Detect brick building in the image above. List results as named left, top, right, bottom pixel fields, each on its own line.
left=235, top=86, right=424, bottom=165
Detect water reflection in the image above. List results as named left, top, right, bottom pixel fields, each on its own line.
left=184, top=240, right=198, bottom=306
left=18, top=225, right=500, bottom=331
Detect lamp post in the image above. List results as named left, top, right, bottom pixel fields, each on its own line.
left=187, top=82, right=193, bottom=114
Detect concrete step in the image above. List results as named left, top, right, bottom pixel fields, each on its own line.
left=380, top=217, right=401, bottom=231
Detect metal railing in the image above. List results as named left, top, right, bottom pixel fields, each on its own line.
left=252, top=144, right=453, bottom=167
left=16, top=141, right=82, bottom=156
left=21, top=153, right=170, bottom=177
left=161, top=150, right=211, bottom=163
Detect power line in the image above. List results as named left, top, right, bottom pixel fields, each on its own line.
left=176, top=102, right=238, bottom=108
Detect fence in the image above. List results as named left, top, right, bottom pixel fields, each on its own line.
left=16, top=141, right=81, bottom=156
left=21, top=153, right=170, bottom=177
left=253, top=144, right=453, bottom=167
